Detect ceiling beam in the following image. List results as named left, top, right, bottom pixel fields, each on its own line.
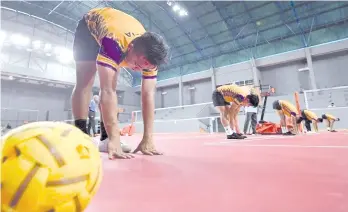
left=289, top=1, right=308, bottom=47
left=171, top=1, right=308, bottom=49
left=169, top=2, right=348, bottom=60
left=211, top=2, right=246, bottom=50
left=163, top=15, right=348, bottom=71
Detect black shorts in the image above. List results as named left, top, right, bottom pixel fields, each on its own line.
left=73, top=18, right=100, bottom=62
left=212, top=90, right=229, bottom=107
left=297, top=110, right=309, bottom=124
left=272, top=100, right=282, bottom=110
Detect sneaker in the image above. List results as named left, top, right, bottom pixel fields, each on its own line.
left=227, top=133, right=245, bottom=139
left=98, top=138, right=132, bottom=153
left=283, top=131, right=296, bottom=136
left=237, top=133, right=247, bottom=139
left=330, top=130, right=337, bottom=132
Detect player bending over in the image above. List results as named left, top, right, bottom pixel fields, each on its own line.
left=71, top=7, right=169, bottom=159
left=212, top=84, right=259, bottom=139
left=273, top=100, right=299, bottom=135
left=322, top=114, right=340, bottom=132
left=296, top=109, right=323, bottom=133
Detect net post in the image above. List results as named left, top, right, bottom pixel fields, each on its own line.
left=303, top=90, right=309, bottom=109
left=132, top=111, right=137, bottom=123
left=209, top=117, right=214, bottom=134
left=215, top=118, right=218, bottom=133
left=294, top=92, right=303, bottom=133
left=36, top=110, right=39, bottom=122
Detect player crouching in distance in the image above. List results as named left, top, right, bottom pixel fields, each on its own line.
left=273, top=100, right=300, bottom=135
left=322, top=114, right=340, bottom=132
left=212, top=84, right=259, bottom=139
left=296, top=109, right=323, bottom=133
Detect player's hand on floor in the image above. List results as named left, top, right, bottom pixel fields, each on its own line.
left=108, top=140, right=134, bottom=159
left=133, top=138, right=163, bottom=156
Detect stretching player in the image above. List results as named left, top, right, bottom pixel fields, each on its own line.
left=296, top=109, right=323, bottom=133
left=72, top=8, right=169, bottom=159
left=212, top=84, right=259, bottom=139
left=273, top=100, right=299, bottom=135
left=322, top=114, right=340, bottom=132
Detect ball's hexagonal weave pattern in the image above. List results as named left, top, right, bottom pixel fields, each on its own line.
left=1, top=122, right=102, bottom=212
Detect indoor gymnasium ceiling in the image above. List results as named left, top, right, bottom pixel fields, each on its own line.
left=2, top=1, right=348, bottom=83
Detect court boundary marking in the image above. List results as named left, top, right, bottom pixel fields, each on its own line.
left=216, top=144, right=348, bottom=149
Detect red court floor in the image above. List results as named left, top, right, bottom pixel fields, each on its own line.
left=86, top=131, right=348, bottom=212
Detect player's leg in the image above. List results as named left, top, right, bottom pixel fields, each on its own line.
left=87, top=113, right=92, bottom=135
left=289, top=115, right=298, bottom=135
left=98, top=103, right=108, bottom=141
left=330, top=120, right=336, bottom=132
left=243, top=112, right=251, bottom=134
left=304, top=119, right=311, bottom=132
left=276, top=110, right=286, bottom=133
left=216, top=106, right=233, bottom=136
left=212, top=91, right=232, bottom=137
left=251, top=112, right=257, bottom=134
left=229, top=105, right=246, bottom=138
left=230, top=106, right=243, bottom=135
left=87, top=111, right=94, bottom=136
left=312, top=121, right=319, bottom=132
left=325, top=120, right=331, bottom=131
left=72, top=19, right=99, bottom=134
left=273, top=100, right=287, bottom=134
left=72, top=63, right=96, bottom=134
left=90, top=111, right=96, bottom=136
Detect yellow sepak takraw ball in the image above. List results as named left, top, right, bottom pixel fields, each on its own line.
left=1, top=122, right=102, bottom=212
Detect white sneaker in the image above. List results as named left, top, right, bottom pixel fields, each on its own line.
left=98, top=138, right=132, bottom=153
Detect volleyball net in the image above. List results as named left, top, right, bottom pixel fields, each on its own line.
left=300, top=86, right=348, bottom=130
left=303, top=86, right=348, bottom=110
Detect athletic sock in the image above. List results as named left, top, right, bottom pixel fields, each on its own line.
left=100, top=122, right=108, bottom=141
left=281, top=127, right=287, bottom=134
left=75, top=119, right=87, bottom=134
left=224, top=126, right=233, bottom=135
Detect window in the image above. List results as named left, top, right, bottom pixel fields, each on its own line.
left=245, top=79, right=254, bottom=85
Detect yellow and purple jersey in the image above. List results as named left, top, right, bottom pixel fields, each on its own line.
left=84, top=8, right=157, bottom=79
left=302, top=110, right=318, bottom=121
left=323, top=113, right=336, bottom=121
left=216, top=84, right=249, bottom=106
left=278, top=100, right=298, bottom=117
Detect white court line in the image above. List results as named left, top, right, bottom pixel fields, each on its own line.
left=204, top=132, right=326, bottom=146
left=156, top=134, right=285, bottom=142
left=204, top=134, right=317, bottom=145
left=204, top=135, right=293, bottom=145
left=225, top=144, right=348, bottom=149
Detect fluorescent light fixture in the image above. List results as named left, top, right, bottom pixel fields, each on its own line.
left=173, top=5, right=180, bottom=12
left=298, top=67, right=309, bottom=72
left=179, top=9, right=188, bottom=16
